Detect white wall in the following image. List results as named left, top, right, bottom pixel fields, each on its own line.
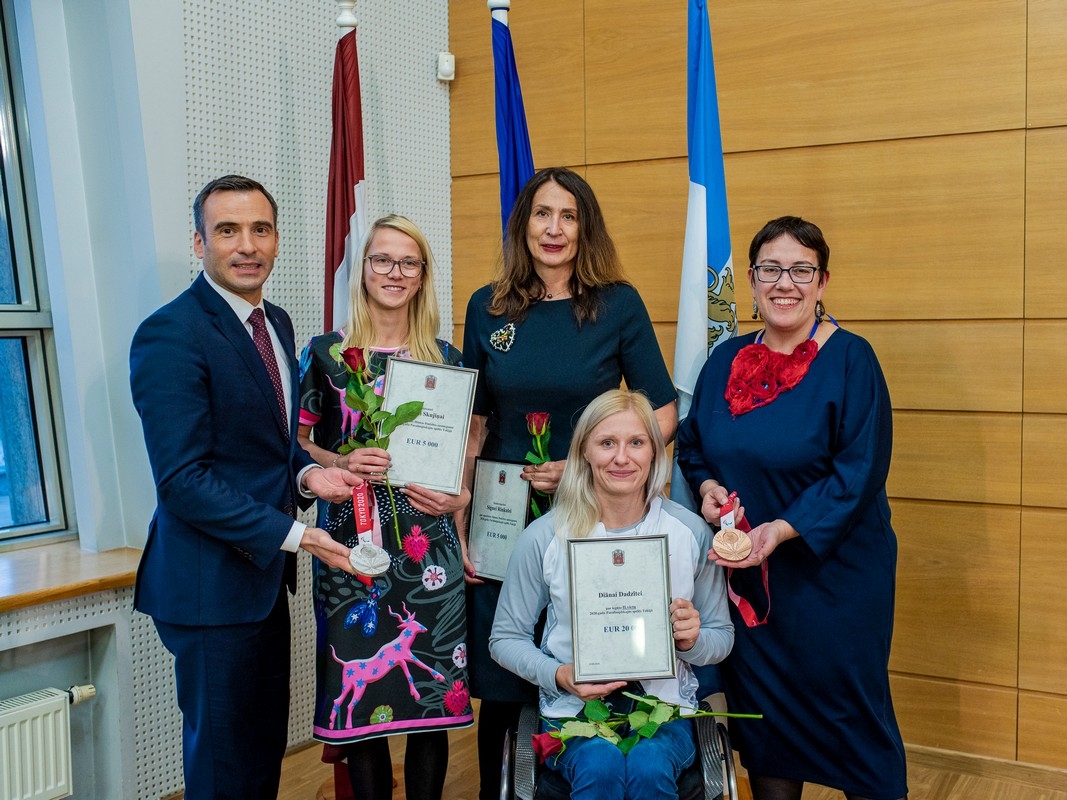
left=5, top=1, right=453, bottom=796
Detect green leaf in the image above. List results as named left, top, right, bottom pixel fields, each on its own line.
left=627, top=710, right=649, bottom=730
left=530, top=496, right=542, bottom=518
left=377, top=435, right=390, bottom=450
left=594, top=722, right=620, bottom=744
left=559, top=720, right=599, bottom=740
left=618, top=735, right=640, bottom=756
left=525, top=451, right=547, bottom=464
left=636, top=721, right=660, bottom=739
left=345, top=387, right=371, bottom=412
left=650, top=703, right=675, bottom=725
left=584, top=699, right=611, bottom=722
left=392, top=400, right=424, bottom=426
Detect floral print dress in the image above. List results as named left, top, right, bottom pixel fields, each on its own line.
left=298, top=332, right=473, bottom=743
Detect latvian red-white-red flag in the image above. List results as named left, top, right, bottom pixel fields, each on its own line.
left=324, top=29, right=368, bottom=332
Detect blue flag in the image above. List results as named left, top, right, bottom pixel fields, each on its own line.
left=672, top=0, right=735, bottom=511
left=491, top=15, right=535, bottom=236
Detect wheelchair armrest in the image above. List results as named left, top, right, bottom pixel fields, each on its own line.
left=505, top=703, right=542, bottom=800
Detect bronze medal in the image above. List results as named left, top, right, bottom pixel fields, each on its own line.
left=712, top=527, right=752, bottom=561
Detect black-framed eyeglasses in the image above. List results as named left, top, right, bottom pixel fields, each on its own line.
left=365, top=254, right=425, bottom=277
left=751, top=264, right=820, bottom=284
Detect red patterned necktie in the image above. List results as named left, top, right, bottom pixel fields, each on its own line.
left=248, top=307, right=289, bottom=439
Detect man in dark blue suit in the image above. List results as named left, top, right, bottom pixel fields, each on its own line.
left=130, top=175, right=358, bottom=799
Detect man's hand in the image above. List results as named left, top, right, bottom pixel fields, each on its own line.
left=299, top=527, right=354, bottom=573
left=304, top=466, right=361, bottom=502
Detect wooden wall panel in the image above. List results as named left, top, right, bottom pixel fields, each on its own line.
left=449, top=0, right=585, bottom=178
left=712, top=0, right=1025, bottom=152
left=1025, top=128, right=1067, bottom=318
left=889, top=411, right=1021, bottom=505
left=852, top=321, right=1022, bottom=413
left=1026, top=0, right=1067, bottom=128
left=452, top=173, right=504, bottom=324
left=724, top=132, right=1025, bottom=321
left=1021, top=415, right=1067, bottom=508
left=891, top=500, right=1019, bottom=686
left=1018, top=692, right=1067, bottom=770
left=584, top=0, right=686, bottom=164
left=1020, top=508, right=1067, bottom=693
left=1023, top=321, right=1067, bottom=413
left=585, top=159, right=689, bottom=321
left=890, top=674, right=1018, bottom=759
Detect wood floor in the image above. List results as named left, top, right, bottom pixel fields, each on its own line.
left=279, top=711, right=1067, bottom=800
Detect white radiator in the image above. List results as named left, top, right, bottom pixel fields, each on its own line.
left=0, top=687, right=87, bottom=800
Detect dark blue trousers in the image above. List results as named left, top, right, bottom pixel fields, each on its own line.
left=155, top=587, right=291, bottom=799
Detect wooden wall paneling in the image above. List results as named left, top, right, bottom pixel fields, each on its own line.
left=711, top=0, right=1025, bottom=153
left=1021, top=415, right=1067, bottom=508
left=1025, top=128, right=1067, bottom=318
left=723, top=132, right=1025, bottom=321
left=1026, top=0, right=1067, bottom=129
left=1023, top=320, right=1067, bottom=413
left=585, top=159, right=689, bottom=322
left=890, top=499, right=1019, bottom=686
left=890, top=674, right=1018, bottom=759
left=852, top=321, right=1023, bottom=413
left=449, top=0, right=586, bottom=178
left=1018, top=691, right=1067, bottom=770
left=1019, top=508, right=1067, bottom=693
left=583, top=0, right=686, bottom=165
left=451, top=173, right=504, bottom=324
left=888, top=410, right=1021, bottom=505
left=651, top=322, right=676, bottom=376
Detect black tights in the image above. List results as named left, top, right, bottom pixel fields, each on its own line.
left=476, top=699, right=525, bottom=800
left=345, top=730, right=449, bottom=800
left=749, top=773, right=907, bottom=800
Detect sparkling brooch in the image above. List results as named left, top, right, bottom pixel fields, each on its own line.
left=489, top=322, right=516, bottom=353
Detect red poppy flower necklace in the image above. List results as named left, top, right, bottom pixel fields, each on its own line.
left=725, top=320, right=820, bottom=416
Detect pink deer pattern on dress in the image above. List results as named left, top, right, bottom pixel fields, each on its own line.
left=329, top=602, right=445, bottom=730
left=329, top=377, right=361, bottom=441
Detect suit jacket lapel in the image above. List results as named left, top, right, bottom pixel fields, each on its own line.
left=191, top=275, right=291, bottom=440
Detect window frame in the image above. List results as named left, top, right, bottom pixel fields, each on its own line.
left=0, top=1, right=71, bottom=545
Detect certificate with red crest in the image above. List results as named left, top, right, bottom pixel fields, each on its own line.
left=568, top=535, right=675, bottom=683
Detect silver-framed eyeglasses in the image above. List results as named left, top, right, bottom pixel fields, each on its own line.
left=751, top=264, right=820, bottom=284
left=366, top=254, right=425, bottom=277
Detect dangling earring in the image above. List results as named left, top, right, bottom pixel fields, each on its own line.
left=751, top=300, right=760, bottom=320
left=815, top=300, right=825, bottom=323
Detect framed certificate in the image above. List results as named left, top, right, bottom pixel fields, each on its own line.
left=568, top=535, right=675, bottom=684
left=381, top=357, right=477, bottom=495
left=468, top=458, right=531, bottom=581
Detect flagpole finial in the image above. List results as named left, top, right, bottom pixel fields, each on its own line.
left=336, top=1, right=358, bottom=31
left=488, top=0, right=510, bottom=24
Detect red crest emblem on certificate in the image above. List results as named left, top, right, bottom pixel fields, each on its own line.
left=424, top=375, right=437, bottom=390
left=612, top=549, right=625, bottom=566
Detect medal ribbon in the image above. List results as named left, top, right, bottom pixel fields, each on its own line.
left=720, top=492, right=770, bottom=628
left=352, top=482, right=382, bottom=587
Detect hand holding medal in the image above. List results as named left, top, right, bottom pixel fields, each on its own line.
left=712, top=492, right=753, bottom=562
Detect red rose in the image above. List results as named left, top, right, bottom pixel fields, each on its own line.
left=342, top=346, right=367, bottom=376
left=531, top=731, right=564, bottom=764
left=526, top=411, right=551, bottom=437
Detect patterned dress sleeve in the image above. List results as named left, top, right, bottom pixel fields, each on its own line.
left=298, top=337, right=328, bottom=428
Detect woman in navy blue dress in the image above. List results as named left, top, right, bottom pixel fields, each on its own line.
left=462, top=167, right=678, bottom=800
left=677, top=217, right=908, bottom=800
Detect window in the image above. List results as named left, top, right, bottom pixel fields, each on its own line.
left=0, top=5, right=67, bottom=542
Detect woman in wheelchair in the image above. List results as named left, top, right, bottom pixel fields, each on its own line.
left=490, top=389, right=734, bottom=799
